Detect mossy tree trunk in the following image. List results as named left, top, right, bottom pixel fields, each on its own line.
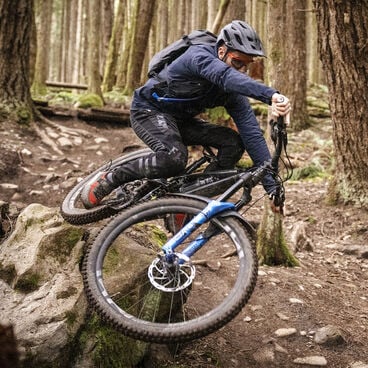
left=257, top=200, right=299, bottom=266
left=256, top=0, right=298, bottom=267
left=0, top=0, right=34, bottom=124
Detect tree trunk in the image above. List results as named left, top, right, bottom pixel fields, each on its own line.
left=102, top=0, right=126, bottom=92
left=0, top=0, right=34, bottom=124
left=87, top=0, right=103, bottom=100
left=286, top=0, right=308, bottom=131
left=124, top=0, right=156, bottom=94
left=210, top=0, right=231, bottom=34
left=256, top=0, right=298, bottom=267
left=32, top=0, right=53, bottom=96
left=313, top=0, right=368, bottom=207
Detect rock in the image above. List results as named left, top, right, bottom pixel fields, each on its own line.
left=21, top=148, right=32, bottom=157
left=293, top=356, right=327, bottom=366
left=0, top=204, right=148, bottom=367
left=274, top=327, right=297, bottom=337
left=0, top=183, right=18, bottom=190
left=273, top=342, right=288, bottom=354
left=289, top=298, right=304, bottom=304
left=57, top=136, right=73, bottom=148
left=349, top=362, right=368, bottom=368
left=314, top=325, right=345, bottom=346
left=94, top=137, right=109, bottom=144
left=0, top=204, right=86, bottom=363
left=276, top=312, right=290, bottom=321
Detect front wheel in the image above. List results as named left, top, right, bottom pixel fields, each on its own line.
left=60, top=148, right=152, bottom=225
left=82, top=196, right=258, bottom=343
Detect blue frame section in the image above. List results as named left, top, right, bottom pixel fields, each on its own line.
left=162, top=200, right=235, bottom=258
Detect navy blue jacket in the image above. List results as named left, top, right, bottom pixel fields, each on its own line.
left=132, top=44, right=278, bottom=193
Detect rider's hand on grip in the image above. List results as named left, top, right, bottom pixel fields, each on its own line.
left=271, top=93, right=291, bottom=125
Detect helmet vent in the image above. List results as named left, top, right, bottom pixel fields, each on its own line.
left=235, top=34, right=243, bottom=45
left=224, top=30, right=230, bottom=41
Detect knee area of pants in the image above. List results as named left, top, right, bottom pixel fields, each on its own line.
left=157, top=151, right=187, bottom=175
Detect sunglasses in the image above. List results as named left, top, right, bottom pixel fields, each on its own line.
left=227, top=52, right=254, bottom=70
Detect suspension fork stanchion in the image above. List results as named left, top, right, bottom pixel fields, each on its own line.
left=161, top=201, right=236, bottom=258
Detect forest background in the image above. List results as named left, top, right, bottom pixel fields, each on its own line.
left=0, top=1, right=368, bottom=367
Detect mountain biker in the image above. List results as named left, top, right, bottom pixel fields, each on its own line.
left=81, top=20, right=291, bottom=211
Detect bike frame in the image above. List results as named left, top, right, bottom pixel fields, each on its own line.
left=161, top=116, right=288, bottom=263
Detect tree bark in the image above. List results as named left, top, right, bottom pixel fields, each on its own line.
left=102, top=0, right=126, bottom=92
left=210, top=0, right=231, bottom=34
left=124, top=0, right=156, bottom=94
left=87, top=0, right=103, bottom=100
left=285, top=0, right=308, bottom=131
left=0, top=0, right=34, bottom=124
left=313, top=0, right=368, bottom=207
left=32, top=0, right=53, bottom=96
left=256, top=0, right=298, bottom=267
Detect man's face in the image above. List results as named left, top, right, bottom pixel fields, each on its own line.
left=218, top=46, right=255, bottom=73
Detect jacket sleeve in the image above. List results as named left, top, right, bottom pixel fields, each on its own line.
left=185, top=47, right=277, bottom=104
left=226, top=94, right=277, bottom=194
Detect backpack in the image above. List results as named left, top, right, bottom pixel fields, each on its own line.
left=147, top=30, right=217, bottom=78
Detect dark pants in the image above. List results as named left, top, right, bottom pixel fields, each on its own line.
left=111, top=109, right=245, bottom=184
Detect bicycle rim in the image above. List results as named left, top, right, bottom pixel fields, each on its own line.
left=83, top=197, right=258, bottom=343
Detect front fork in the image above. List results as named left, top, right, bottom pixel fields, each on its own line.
left=161, top=200, right=235, bottom=260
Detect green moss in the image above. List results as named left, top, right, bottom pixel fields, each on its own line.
left=205, top=106, right=230, bottom=122
left=103, top=89, right=131, bottom=106
left=31, top=82, right=48, bottom=97
left=257, top=227, right=299, bottom=267
left=256, top=205, right=299, bottom=267
left=75, top=313, right=148, bottom=367
left=56, top=286, right=78, bottom=299
left=307, top=216, right=317, bottom=224
left=15, top=272, right=41, bottom=293
left=0, top=262, right=16, bottom=284
left=236, top=157, right=253, bottom=169
left=290, top=162, right=327, bottom=181
left=43, top=226, right=83, bottom=263
left=77, top=93, right=104, bottom=108
left=103, top=246, right=119, bottom=275
left=16, top=105, right=32, bottom=125
left=65, top=310, right=78, bottom=327
left=135, top=223, right=167, bottom=249
left=149, top=225, right=167, bottom=247
left=49, top=91, right=78, bottom=106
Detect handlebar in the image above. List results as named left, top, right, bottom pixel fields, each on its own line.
left=270, top=116, right=288, bottom=171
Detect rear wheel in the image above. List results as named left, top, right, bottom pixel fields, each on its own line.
left=60, top=148, right=152, bottom=225
left=82, top=196, right=258, bottom=343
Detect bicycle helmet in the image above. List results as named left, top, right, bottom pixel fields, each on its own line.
left=217, top=20, right=266, bottom=57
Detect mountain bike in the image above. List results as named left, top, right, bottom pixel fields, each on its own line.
left=81, top=117, right=291, bottom=343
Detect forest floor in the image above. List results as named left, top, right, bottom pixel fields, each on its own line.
left=1, top=107, right=368, bottom=368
